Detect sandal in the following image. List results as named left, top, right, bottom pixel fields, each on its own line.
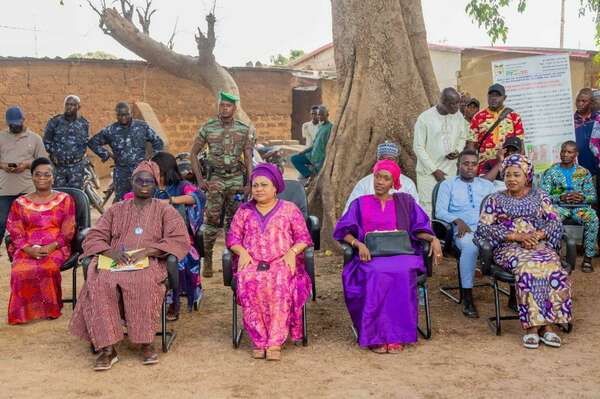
left=582, top=260, right=594, bottom=273
left=93, top=347, right=118, bottom=371
left=387, top=343, right=403, bottom=354
left=540, top=332, right=562, bottom=348
left=522, top=333, right=540, bottom=349
left=252, top=349, right=265, bottom=359
left=266, top=347, right=281, bottom=361
left=369, top=345, right=387, bottom=354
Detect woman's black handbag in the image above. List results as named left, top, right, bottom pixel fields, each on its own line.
left=364, top=230, right=415, bottom=257
left=358, top=193, right=416, bottom=257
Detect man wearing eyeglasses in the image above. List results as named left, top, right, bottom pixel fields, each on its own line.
left=89, top=102, right=164, bottom=202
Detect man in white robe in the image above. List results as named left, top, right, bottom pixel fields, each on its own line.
left=413, top=88, right=469, bottom=215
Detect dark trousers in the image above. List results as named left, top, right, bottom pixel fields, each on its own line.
left=290, top=152, right=314, bottom=178
left=0, top=194, right=21, bottom=242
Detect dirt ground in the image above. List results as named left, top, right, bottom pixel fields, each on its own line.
left=1, top=212, right=600, bottom=398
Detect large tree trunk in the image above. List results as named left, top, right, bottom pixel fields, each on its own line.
left=310, top=0, right=439, bottom=249
left=97, top=8, right=249, bottom=122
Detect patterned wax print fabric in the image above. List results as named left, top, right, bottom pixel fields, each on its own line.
left=539, top=163, right=598, bottom=257
left=474, top=189, right=572, bottom=329
left=226, top=200, right=313, bottom=349
left=6, top=191, right=75, bottom=324
left=468, top=107, right=524, bottom=175
left=69, top=199, right=189, bottom=350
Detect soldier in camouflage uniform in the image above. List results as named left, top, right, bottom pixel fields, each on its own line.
left=43, top=95, right=89, bottom=189
left=89, top=102, right=164, bottom=201
left=191, top=91, right=254, bottom=277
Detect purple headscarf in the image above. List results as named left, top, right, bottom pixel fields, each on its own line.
left=251, top=163, right=285, bottom=193
left=502, top=153, right=533, bottom=183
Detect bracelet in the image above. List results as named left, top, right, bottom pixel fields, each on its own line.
left=168, top=197, right=173, bottom=205
left=350, top=239, right=357, bottom=248
left=290, top=247, right=299, bottom=255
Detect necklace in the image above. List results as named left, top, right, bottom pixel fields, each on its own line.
left=131, top=201, right=152, bottom=249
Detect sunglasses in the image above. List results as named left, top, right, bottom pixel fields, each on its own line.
left=132, top=177, right=156, bottom=186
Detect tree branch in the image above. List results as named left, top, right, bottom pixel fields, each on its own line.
left=119, top=0, right=134, bottom=21
left=167, top=17, right=179, bottom=51
left=92, top=7, right=249, bottom=123
left=195, top=13, right=216, bottom=64
left=136, top=0, right=156, bottom=35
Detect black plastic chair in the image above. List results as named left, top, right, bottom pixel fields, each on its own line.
left=340, top=239, right=433, bottom=340
left=5, top=187, right=91, bottom=309
left=222, top=181, right=319, bottom=348
left=430, top=181, right=503, bottom=304
left=82, top=254, right=179, bottom=353
left=476, top=193, right=576, bottom=335
left=279, top=179, right=321, bottom=251
left=223, top=247, right=315, bottom=348
left=278, top=179, right=321, bottom=299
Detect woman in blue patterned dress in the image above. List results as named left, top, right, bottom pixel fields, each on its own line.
left=474, top=154, right=572, bottom=349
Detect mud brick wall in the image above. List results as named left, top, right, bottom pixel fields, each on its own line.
left=0, top=58, right=315, bottom=177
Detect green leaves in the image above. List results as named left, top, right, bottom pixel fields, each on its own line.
left=465, top=0, right=527, bottom=44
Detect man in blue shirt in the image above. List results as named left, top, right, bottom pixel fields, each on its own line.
left=89, top=102, right=164, bottom=201
left=43, top=95, right=89, bottom=189
left=435, top=149, right=495, bottom=318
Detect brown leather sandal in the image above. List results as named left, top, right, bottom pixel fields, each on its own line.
left=252, top=349, right=266, bottom=359
left=369, top=345, right=387, bottom=354
left=266, top=346, right=281, bottom=361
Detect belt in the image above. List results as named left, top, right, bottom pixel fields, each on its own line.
left=211, top=165, right=243, bottom=176
left=55, top=156, right=85, bottom=166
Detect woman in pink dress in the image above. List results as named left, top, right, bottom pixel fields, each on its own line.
left=227, top=163, right=313, bottom=361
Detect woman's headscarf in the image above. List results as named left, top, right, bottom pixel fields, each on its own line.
left=373, top=159, right=402, bottom=190
left=132, top=160, right=161, bottom=184
left=502, top=153, right=533, bottom=183
left=251, top=162, right=285, bottom=193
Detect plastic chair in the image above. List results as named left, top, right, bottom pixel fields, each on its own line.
left=5, top=187, right=91, bottom=309
left=339, top=239, right=433, bottom=340
left=222, top=247, right=315, bottom=348
left=81, top=254, right=179, bottom=352
left=476, top=193, right=576, bottom=335
left=430, top=181, right=505, bottom=304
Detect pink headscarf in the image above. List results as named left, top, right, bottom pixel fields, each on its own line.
left=373, top=159, right=402, bottom=190
left=132, top=160, right=161, bottom=184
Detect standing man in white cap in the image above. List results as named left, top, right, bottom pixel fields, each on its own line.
left=343, top=141, right=419, bottom=213
left=413, top=87, right=469, bottom=216
left=0, top=106, right=47, bottom=242
left=43, top=95, right=89, bottom=189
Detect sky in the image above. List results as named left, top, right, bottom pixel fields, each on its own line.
left=0, top=0, right=598, bottom=66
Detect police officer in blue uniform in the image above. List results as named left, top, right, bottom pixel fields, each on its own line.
left=88, top=102, right=164, bottom=201
left=43, top=95, right=89, bottom=189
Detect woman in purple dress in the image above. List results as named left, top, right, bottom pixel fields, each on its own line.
left=474, top=154, right=572, bottom=349
left=333, top=160, right=442, bottom=354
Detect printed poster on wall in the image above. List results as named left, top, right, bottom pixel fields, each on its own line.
left=492, top=53, right=574, bottom=172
